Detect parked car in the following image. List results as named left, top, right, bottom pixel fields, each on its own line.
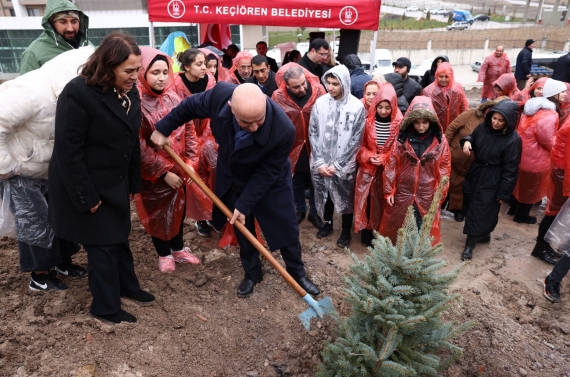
left=432, top=9, right=448, bottom=15
left=424, top=8, right=439, bottom=14
left=473, top=14, right=491, bottom=21
left=446, top=21, right=470, bottom=30
left=471, top=61, right=482, bottom=72
left=406, top=6, right=419, bottom=11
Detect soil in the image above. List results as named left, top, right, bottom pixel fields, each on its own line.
left=1, top=88, right=570, bottom=377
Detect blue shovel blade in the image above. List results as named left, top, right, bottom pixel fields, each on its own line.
left=298, top=295, right=336, bottom=331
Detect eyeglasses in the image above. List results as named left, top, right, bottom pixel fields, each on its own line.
left=316, top=51, right=330, bottom=58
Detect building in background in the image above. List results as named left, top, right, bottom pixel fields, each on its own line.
left=0, top=0, right=241, bottom=77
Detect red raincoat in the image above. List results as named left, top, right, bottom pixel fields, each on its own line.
left=520, top=77, right=548, bottom=105
left=546, top=116, right=570, bottom=215
left=225, top=51, right=253, bottom=85
left=492, top=74, right=525, bottom=105
left=134, top=47, right=197, bottom=240
left=477, top=52, right=512, bottom=99
left=271, top=62, right=326, bottom=172
left=353, top=84, right=403, bottom=232
left=513, top=99, right=559, bottom=204
left=380, top=96, right=451, bottom=244
left=561, top=82, right=570, bottom=124
left=421, top=62, right=468, bottom=132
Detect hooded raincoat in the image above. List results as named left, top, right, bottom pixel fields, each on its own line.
left=460, top=100, right=522, bottom=236
left=492, top=74, right=525, bottom=105
left=561, top=83, right=570, bottom=124
left=272, top=63, right=327, bottom=172
left=380, top=96, right=451, bottom=244
left=225, top=51, right=254, bottom=85
left=134, top=48, right=197, bottom=241
left=421, top=62, right=469, bottom=132
left=360, top=79, right=382, bottom=112
left=545, top=114, right=570, bottom=216
left=520, top=77, right=547, bottom=104
left=353, top=84, right=403, bottom=232
left=512, top=97, right=559, bottom=204
left=477, top=52, right=512, bottom=100
left=420, top=55, right=449, bottom=88
left=309, top=65, right=366, bottom=216
left=445, top=97, right=508, bottom=211
left=20, top=0, right=90, bottom=75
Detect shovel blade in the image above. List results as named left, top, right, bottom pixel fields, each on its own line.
left=298, top=295, right=336, bottom=331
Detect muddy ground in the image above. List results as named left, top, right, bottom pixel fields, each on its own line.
left=1, top=88, right=570, bottom=377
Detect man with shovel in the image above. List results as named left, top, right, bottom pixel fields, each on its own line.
left=150, top=83, right=320, bottom=298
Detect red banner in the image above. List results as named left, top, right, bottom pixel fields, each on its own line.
left=148, top=0, right=381, bottom=31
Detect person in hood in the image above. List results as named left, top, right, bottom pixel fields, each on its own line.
left=421, top=62, right=469, bottom=132
left=492, top=73, right=525, bottom=105
left=532, top=81, right=568, bottom=266
left=309, top=65, right=366, bottom=248
left=343, top=54, right=372, bottom=99
left=354, top=84, right=402, bottom=246
left=515, top=39, right=535, bottom=90
left=420, top=55, right=448, bottom=88
left=135, top=47, right=201, bottom=273
left=20, top=0, right=90, bottom=74
left=477, top=46, right=512, bottom=102
left=445, top=96, right=510, bottom=222
left=380, top=97, right=450, bottom=245
left=459, top=100, right=522, bottom=260
left=361, top=80, right=382, bottom=111
left=382, top=73, right=409, bottom=114
left=392, top=57, right=422, bottom=105
left=225, top=51, right=253, bottom=85
left=520, top=76, right=546, bottom=104
left=510, top=79, right=566, bottom=235
left=272, top=64, right=326, bottom=230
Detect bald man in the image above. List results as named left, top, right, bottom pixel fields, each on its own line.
left=151, top=83, right=320, bottom=298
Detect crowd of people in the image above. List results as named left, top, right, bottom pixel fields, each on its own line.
left=3, top=0, right=570, bottom=325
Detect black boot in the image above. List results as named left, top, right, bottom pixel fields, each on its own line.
left=316, top=220, right=333, bottom=239
left=531, top=240, right=560, bottom=265
left=337, top=214, right=353, bottom=248
left=462, top=246, right=474, bottom=261
left=477, top=233, right=491, bottom=243
left=360, top=229, right=374, bottom=247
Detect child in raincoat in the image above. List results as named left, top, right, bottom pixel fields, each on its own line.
left=353, top=83, right=403, bottom=246
left=135, top=47, right=200, bottom=273
left=380, top=96, right=451, bottom=244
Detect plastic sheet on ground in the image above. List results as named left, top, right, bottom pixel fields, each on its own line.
left=545, top=198, right=570, bottom=255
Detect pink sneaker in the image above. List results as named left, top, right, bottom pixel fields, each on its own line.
left=171, top=247, right=201, bottom=265
left=158, top=255, right=175, bottom=273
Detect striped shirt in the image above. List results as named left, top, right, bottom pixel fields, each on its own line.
left=375, top=115, right=391, bottom=147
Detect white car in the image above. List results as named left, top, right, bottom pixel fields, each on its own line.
left=424, top=8, right=440, bottom=14
left=432, top=9, right=448, bottom=15
left=406, top=6, right=419, bottom=11
left=471, top=61, right=482, bottom=72
left=446, top=21, right=470, bottom=30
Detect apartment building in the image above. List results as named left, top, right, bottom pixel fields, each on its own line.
left=0, top=0, right=240, bottom=76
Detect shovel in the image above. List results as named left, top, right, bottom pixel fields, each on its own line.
left=163, top=145, right=336, bottom=330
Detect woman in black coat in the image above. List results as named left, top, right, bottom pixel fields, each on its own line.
left=420, top=55, right=449, bottom=88
left=460, top=100, right=522, bottom=260
left=48, top=32, right=154, bottom=324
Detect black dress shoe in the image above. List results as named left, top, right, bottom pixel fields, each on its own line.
left=92, top=309, right=137, bottom=324
left=531, top=242, right=560, bottom=265
left=513, top=215, right=537, bottom=224
left=507, top=207, right=516, bottom=216
left=296, top=276, right=320, bottom=296
left=462, top=246, right=474, bottom=261
left=316, top=221, right=333, bottom=239
left=454, top=212, right=465, bottom=222
left=237, top=276, right=263, bottom=297
left=296, top=211, right=306, bottom=224
left=307, top=214, right=324, bottom=230
left=477, top=233, right=491, bottom=243
left=125, top=290, right=155, bottom=306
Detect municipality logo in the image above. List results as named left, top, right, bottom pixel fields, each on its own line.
left=339, top=6, right=358, bottom=26
left=167, top=0, right=186, bottom=19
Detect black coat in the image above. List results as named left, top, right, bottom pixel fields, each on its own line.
left=552, top=52, right=570, bottom=83
left=48, top=77, right=142, bottom=245
left=402, top=76, right=422, bottom=105
left=384, top=73, right=409, bottom=114
left=245, top=72, right=278, bottom=97
left=421, top=55, right=449, bottom=88
left=266, top=56, right=279, bottom=73
left=298, top=53, right=325, bottom=81
left=460, top=100, right=522, bottom=236
left=515, top=46, right=533, bottom=79
left=155, top=82, right=299, bottom=250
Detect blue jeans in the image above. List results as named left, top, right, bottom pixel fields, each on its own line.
left=292, top=172, right=317, bottom=216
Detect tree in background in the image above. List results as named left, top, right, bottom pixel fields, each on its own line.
left=448, top=12, right=453, bottom=24
left=316, top=178, right=476, bottom=377
left=426, top=10, right=431, bottom=20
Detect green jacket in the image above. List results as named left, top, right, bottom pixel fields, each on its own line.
left=19, top=0, right=89, bottom=75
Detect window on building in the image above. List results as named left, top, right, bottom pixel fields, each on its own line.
left=9, top=9, right=16, bottom=17
left=27, top=8, right=41, bottom=17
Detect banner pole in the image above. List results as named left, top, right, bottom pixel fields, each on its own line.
left=149, top=22, right=156, bottom=48
left=370, top=30, right=378, bottom=73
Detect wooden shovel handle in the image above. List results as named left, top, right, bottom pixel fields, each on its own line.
left=163, top=145, right=307, bottom=298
